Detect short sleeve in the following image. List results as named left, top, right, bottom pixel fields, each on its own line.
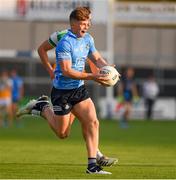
left=48, top=31, right=58, bottom=47
left=18, top=78, right=23, bottom=87
left=56, top=40, right=72, bottom=61
left=88, top=35, right=97, bottom=55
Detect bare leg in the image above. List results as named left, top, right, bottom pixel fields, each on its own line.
left=64, top=113, right=76, bottom=136
left=12, top=103, right=17, bottom=119
left=16, top=96, right=117, bottom=167
left=72, top=98, right=99, bottom=158
left=0, top=107, right=3, bottom=127
left=41, top=105, right=117, bottom=166
left=124, top=102, right=132, bottom=121
left=12, top=102, right=21, bottom=126
left=41, top=107, right=71, bottom=139
left=7, top=104, right=13, bottom=127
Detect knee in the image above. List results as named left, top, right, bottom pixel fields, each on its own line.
left=94, top=119, right=99, bottom=129
left=88, top=118, right=99, bottom=129
left=56, top=131, right=69, bottom=139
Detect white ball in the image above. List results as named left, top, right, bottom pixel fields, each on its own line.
left=99, top=66, right=120, bottom=86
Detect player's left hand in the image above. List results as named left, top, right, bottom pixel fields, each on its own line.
left=109, top=64, right=116, bottom=67
left=93, top=73, right=110, bottom=84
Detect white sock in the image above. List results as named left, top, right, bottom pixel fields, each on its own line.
left=96, top=150, right=104, bottom=159
left=31, top=109, right=41, bottom=116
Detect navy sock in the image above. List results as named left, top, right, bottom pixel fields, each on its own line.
left=88, top=158, right=96, bottom=168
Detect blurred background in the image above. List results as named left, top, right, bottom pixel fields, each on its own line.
left=0, top=0, right=176, bottom=124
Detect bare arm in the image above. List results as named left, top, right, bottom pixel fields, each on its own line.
left=20, top=85, right=24, bottom=99
left=88, top=51, right=109, bottom=69
left=59, top=60, right=108, bottom=82
left=132, top=83, right=139, bottom=97
left=87, top=58, right=99, bottom=74
left=117, top=82, right=124, bottom=96
left=38, top=40, right=55, bottom=79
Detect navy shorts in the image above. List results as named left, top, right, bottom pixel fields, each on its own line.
left=51, top=85, right=90, bottom=115
left=123, top=90, right=133, bottom=102
left=12, top=97, right=20, bottom=103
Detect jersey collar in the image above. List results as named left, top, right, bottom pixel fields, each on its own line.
left=68, top=29, right=87, bottom=39
left=68, top=29, right=78, bottom=39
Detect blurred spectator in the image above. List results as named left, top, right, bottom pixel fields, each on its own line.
left=10, top=69, right=24, bottom=126
left=116, top=67, right=139, bottom=128
left=0, top=70, right=13, bottom=127
left=143, top=74, right=159, bottom=120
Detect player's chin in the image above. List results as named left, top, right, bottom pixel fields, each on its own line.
left=80, top=31, right=86, bottom=37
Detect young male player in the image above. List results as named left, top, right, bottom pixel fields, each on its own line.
left=17, top=7, right=117, bottom=174
left=17, top=7, right=117, bottom=168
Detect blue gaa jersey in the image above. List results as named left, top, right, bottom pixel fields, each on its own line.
left=11, top=76, right=23, bottom=101
left=53, top=29, right=97, bottom=89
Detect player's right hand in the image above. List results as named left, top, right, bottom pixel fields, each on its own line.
left=93, top=73, right=110, bottom=83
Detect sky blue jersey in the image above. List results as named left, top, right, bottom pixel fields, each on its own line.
left=53, top=30, right=97, bottom=89
left=11, top=76, right=23, bottom=101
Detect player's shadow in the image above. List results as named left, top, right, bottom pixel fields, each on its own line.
left=1, top=162, right=176, bottom=168
left=0, top=162, right=85, bottom=166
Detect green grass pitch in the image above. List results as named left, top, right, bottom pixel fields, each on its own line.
left=0, top=116, right=176, bottom=179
